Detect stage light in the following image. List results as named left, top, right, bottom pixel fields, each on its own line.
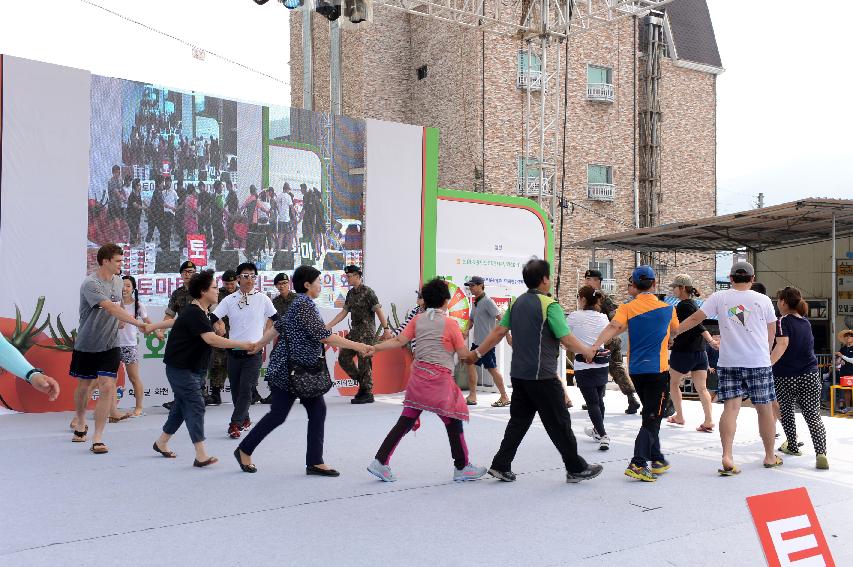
left=315, top=0, right=341, bottom=21
left=344, top=0, right=370, bottom=23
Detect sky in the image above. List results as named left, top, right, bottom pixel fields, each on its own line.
left=2, top=1, right=849, bottom=245
left=706, top=0, right=853, bottom=214
left=0, top=0, right=293, bottom=107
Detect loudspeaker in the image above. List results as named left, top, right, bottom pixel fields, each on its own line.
left=216, top=249, right=240, bottom=272
left=323, top=250, right=345, bottom=271
left=273, top=250, right=295, bottom=271
left=155, top=250, right=181, bottom=274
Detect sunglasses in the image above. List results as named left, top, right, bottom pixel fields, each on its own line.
left=239, top=274, right=257, bottom=280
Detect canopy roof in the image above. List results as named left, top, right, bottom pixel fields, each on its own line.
left=574, top=198, right=853, bottom=252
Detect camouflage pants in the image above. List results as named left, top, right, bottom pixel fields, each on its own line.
left=339, top=327, right=375, bottom=394
left=207, top=349, right=228, bottom=390
left=607, top=336, right=636, bottom=396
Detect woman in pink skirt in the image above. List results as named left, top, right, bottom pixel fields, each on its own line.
left=367, top=278, right=487, bottom=482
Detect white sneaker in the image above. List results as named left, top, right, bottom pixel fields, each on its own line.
left=453, top=463, right=487, bottom=482
left=584, top=426, right=601, bottom=441
left=367, top=459, right=397, bottom=482
left=599, top=435, right=610, bottom=451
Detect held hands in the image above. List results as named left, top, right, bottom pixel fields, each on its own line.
left=358, top=344, right=376, bottom=357
left=155, top=329, right=165, bottom=341
left=213, top=320, right=226, bottom=336
left=240, top=341, right=257, bottom=353
left=381, top=329, right=394, bottom=340
left=30, top=373, right=60, bottom=401
left=580, top=345, right=596, bottom=363
left=460, top=350, right=480, bottom=365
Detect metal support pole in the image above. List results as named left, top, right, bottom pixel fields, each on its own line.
left=538, top=0, right=549, bottom=216
left=832, top=213, right=837, bottom=385
left=330, top=20, right=342, bottom=115
left=302, top=10, right=313, bottom=111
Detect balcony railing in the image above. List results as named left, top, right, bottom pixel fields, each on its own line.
left=586, top=83, right=614, bottom=102
left=587, top=183, right=615, bottom=201
left=517, top=175, right=552, bottom=198
left=601, top=278, right=617, bottom=293
left=517, top=70, right=542, bottom=90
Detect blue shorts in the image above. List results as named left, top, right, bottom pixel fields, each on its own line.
left=669, top=350, right=709, bottom=374
left=471, top=344, right=497, bottom=369
left=717, top=366, right=776, bottom=405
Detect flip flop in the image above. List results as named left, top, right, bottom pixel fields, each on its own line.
left=90, top=442, right=109, bottom=454
left=193, top=456, right=219, bottom=468
left=491, top=399, right=510, bottom=408
left=72, top=425, right=89, bottom=443
left=718, top=465, right=741, bottom=476
left=696, top=424, right=715, bottom=433
left=763, top=456, right=783, bottom=469
left=466, top=399, right=477, bottom=406
left=109, top=413, right=131, bottom=423
left=152, top=442, right=176, bottom=458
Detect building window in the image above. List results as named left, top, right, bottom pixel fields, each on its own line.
left=586, top=64, right=614, bottom=102
left=587, top=164, right=615, bottom=201
left=517, top=51, right=542, bottom=90
left=417, top=65, right=428, bottom=80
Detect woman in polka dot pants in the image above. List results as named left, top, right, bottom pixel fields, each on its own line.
left=770, top=287, right=828, bottom=470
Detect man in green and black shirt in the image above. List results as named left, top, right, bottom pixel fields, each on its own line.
left=326, top=265, right=393, bottom=404
left=469, top=259, right=604, bottom=484
left=272, top=272, right=296, bottom=317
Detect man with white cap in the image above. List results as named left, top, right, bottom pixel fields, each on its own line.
left=674, top=261, right=780, bottom=475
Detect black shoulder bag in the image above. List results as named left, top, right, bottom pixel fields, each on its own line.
left=284, top=322, right=333, bottom=399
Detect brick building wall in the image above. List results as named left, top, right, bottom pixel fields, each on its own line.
left=289, top=8, right=719, bottom=306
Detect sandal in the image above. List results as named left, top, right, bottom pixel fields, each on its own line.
left=696, top=424, right=715, bottom=433
left=491, top=399, right=510, bottom=408
left=90, top=442, right=109, bottom=454
left=72, top=425, right=88, bottom=443
left=466, top=398, right=477, bottom=406
left=152, top=442, right=176, bottom=458
left=109, top=413, right=131, bottom=424
left=193, top=456, right=219, bottom=468
left=763, top=455, right=783, bottom=469
left=718, top=465, right=741, bottom=476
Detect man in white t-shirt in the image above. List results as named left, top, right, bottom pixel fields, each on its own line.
left=674, top=261, right=779, bottom=475
left=161, top=177, right=178, bottom=250
left=277, top=183, right=295, bottom=250
left=211, top=262, right=278, bottom=439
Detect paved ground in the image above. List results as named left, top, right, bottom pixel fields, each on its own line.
left=1, top=387, right=851, bottom=566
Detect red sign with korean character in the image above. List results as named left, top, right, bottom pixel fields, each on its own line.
left=746, top=487, right=834, bottom=567
left=186, top=234, right=208, bottom=266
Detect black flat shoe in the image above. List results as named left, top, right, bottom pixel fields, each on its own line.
left=306, top=465, right=340, bottom=477
left=153, top=441, right=176, bottom=458
left=234, top=447, right=257, bottom=473
left=193, top=456, right=218, bottom=468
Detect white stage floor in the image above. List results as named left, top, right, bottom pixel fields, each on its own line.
left=1, top=388, right=851, bottom=566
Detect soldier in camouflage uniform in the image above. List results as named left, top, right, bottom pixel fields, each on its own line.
left=326, top=265, right=393, bottom=404
left=207, top=270, right=238, bottom=406
left=585, top=269, right=641, bottom=414
left=159, top=261, right=197, bottom=410
left=272, top=272, right=297, bottom=317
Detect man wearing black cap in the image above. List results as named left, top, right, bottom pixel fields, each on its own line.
left=327, top=265, right=393, bottom=404
left=584, top=268, right=641, bottom=414
left=272, top=272, right=296, bottom=317
left=464, top=276, right=510, bottom=407
left=159, top=260, right=197, bottom=410
left=206, top=269, right=238, bottom=406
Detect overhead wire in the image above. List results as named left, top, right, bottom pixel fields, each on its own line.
left=79, top=0, right=291, bottom=86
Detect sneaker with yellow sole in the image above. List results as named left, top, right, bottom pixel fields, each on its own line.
left=650, top=459, right=671, bottom=474
left=625, top=463, right=657, bottom=482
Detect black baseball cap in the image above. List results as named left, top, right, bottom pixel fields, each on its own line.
left=344, top=265, right=362, bottom=275
left=221, top=270, right=237, bottom=282
left=179, top=261, right=197, bottom=273
left=273, top=272, right=290, bottom=284
left=584, top=269, right=603, bottom=279
left=465, top=276, right=485, bottom=287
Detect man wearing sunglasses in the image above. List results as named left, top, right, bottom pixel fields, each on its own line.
left=212, top=262, right=278, bottom=438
